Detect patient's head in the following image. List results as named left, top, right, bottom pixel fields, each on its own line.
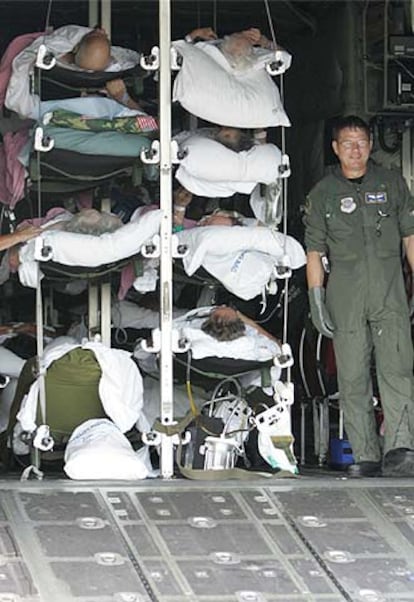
left=201, top=306, right=246, bottom=341
left=62, top=209, right=122, bottom=235
left=220, top=32, right=254, bottom=70
left=198, top=210, right=243, bottom=227
left=216, top=127, right=254, bottom=152
left=74, top=28, right=111, bottom=70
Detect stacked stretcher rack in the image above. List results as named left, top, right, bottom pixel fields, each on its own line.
left=0, top=1, right=306, bottom=480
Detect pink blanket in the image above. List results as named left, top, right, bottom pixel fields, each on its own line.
left=0, top=32, right=44, bottom=208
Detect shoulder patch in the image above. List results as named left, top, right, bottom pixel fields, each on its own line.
left=340, top=197, right=356, bottom=214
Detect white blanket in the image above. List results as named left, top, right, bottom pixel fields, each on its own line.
left=18, top=209, right=161, bottom=288
left=16, top=340, right=149, bottom=435
left=6, top=25, right=141, bottom=119
left=177, top=226, right=306, bottom=300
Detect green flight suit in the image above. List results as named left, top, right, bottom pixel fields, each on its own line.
left=304, top=162, right=414, bottom=462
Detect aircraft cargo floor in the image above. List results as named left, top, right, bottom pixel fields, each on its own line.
left=0, top=470, right=413, bottom=601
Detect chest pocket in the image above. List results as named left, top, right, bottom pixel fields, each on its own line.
left=372, top=205, right=401, bottom=258
left=324, top=197, right=360, bottom=260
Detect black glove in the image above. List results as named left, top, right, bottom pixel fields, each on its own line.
left=308, top=286, right=335, bottom=339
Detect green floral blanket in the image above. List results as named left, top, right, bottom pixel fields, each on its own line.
left=47, top=109, right=158, bottom=134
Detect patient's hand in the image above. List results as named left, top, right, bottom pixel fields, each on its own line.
left=105, top=78, right=127, bottom=102
left=241, top=28, right=271, bottom=49
left=105, top=78, right=142, bottom=110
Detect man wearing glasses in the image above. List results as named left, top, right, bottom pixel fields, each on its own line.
left=304, top=115, right=414, bottom=478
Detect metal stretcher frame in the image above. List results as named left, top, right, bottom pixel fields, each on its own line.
left=30, top=0, right=294, bottom=479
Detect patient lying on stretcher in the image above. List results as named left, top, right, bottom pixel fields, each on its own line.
left=186, top=26, right=277, bottom=71
left=5, top=209, right=122, bottom=274
left=201, top=305, right=279, bottom=343
left=59, top=26, right=142, bottom=110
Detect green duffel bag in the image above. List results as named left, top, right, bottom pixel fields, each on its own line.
left=41, top=347, right=107, bottom=444
left=2, top=348, right=108, bottom=457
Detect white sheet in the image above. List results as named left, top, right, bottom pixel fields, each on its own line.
left=18, top=209, right=162, bottom=288
left=16, top=340, right=149, bottom=435
left=176, top=225, right=306, bottom=300
left=6, top=25, right=141, bottom=119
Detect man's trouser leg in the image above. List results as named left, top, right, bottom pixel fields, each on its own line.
left=371, top=313, right=414, bottom=455
left=333, top=324, right=381, bottom=463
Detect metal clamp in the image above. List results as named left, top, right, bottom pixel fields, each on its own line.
left=140, top=46, right=160, bottom=71
left=141, top=327, right=161, bottom=353
left=278, top=154, right=291, bottom=178
left=34, top=127, right=54, bottom=152
left=266, top=49, right=287, bottom=76
left=272, top=255, right=292, bottom=279
left=172, top=233, right=188, bottom=258
left=171, top=140, right=188, bottom=163
left=273, top=343, right=294, bottom=369
left=171, top=46, right=183, bottom=70
left=34, top=236, right=53, bottom=261
left=273, top=380, right=294, bottom=406
left=140, top=140, right=160, bottom=164
left=252, top=404, right=284, bottom=434
left=172, top=328, right=190, bottom=353
left=141, top=234, right=160, bottom=258
left=33, top=424, right=54, bottom=452
left=35, top=44, right=56, bottom=70
left=142, top=431, right=162, bottom=446
left=0, top=375, right=10, bottom=389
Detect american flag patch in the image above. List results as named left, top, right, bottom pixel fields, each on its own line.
left=135, top=115, right=158, bottom=132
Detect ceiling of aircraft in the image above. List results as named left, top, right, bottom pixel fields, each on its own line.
left=0, top=0, right=338, bottom=53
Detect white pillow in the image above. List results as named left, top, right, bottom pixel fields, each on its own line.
left=176, top=135, right=283, bottom=184
left=64, top=419, right=151, bottom=480
left=20, top=209, right=161, bottom=268
left=172, top=40, right=290, bottom=128
left=176, top=168, right=256, bottom=198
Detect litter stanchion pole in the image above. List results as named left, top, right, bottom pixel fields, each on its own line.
left=158, top=0, right=175, bottom=478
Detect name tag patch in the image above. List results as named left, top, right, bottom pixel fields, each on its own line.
left=340, top=197, right=356, bottom=214
left=365, top=192, right=387, bottom=204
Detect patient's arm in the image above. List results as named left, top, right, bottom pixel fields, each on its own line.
left=105, top=79, right=142, bottom=110
left=0, top=226, right=41, bottom=252
left=237, top=310, right=281, bottom=344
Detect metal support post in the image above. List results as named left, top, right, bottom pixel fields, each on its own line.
left=100, top=197, right=112, bottom=347
left=100, top=0, right=111, bottom=39
left=88, top=0, right=99, bottom=27
left=158, top=0, right=174, bottom=478
left=88, top=283, right=99, bottom=340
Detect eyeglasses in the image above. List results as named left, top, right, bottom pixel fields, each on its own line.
left=338, top=139, right=370, bottom=150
